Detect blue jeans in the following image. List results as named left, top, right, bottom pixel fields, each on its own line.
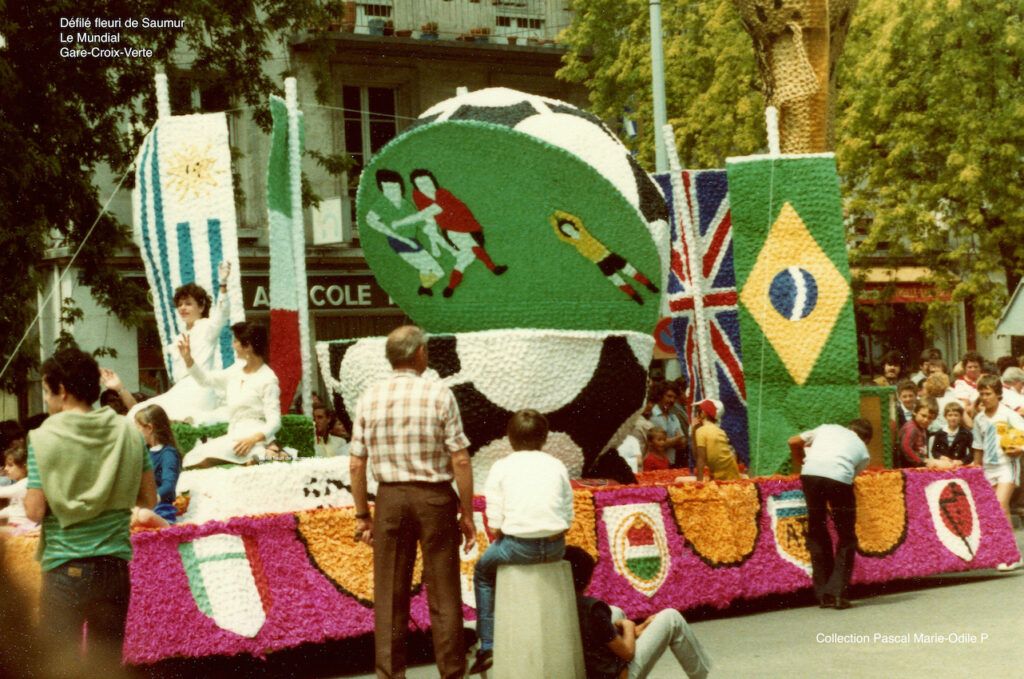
left=473, top=534, right=566, bottom=651
left=42, top=556, right=130, bottom=666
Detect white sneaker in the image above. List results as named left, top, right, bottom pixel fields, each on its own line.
left=996, top=560, right=1023, bottom=572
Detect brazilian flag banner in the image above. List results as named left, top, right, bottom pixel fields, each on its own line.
left=725, top=153, right=860, bottom=475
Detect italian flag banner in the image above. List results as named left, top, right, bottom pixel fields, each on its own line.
left=267, top=83, right=311, bottom=414
left=725, top=153, right=860, bottom=474
left=132, top=112, right=245, bottom=373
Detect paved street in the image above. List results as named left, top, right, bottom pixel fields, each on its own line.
left=337, top=524, right=1024, bottom=679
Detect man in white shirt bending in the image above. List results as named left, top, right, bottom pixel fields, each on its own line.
left=469, top=409, right=574, bottom=675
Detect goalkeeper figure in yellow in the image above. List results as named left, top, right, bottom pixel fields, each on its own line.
left=550, top=210, right=659, bottom=305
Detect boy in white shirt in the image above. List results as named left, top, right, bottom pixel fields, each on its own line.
left=972, top=376, right=1024, bottom=515
left=469, top=409, right=574, bottom=674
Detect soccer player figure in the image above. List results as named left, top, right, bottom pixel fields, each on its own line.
left=409, top=169, right=508, bottom=298
left=549, top=210, right=659, bottom=305
left=365, top=169, right=445, bottom=296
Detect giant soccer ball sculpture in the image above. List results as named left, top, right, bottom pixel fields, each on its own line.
left=317, top=87, right=670, bottom=481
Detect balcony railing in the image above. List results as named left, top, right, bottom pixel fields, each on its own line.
left=314, top=0, right=571, bottom=46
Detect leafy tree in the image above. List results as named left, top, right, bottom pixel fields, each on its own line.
left=560, top=0, right=1024, bottom=333
left=559, top=0, right=766, bottom=169
left=836, top=0, right=1024, bottom=333
left=0, top=0, right=340, bottom=393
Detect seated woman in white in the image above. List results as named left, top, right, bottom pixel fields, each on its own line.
left=180, top=321, right=282, bottom=469
left=124, top=261, right=233, bottom=424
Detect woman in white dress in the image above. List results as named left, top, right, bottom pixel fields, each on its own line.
left=123, top=261, right=233, bottom=424
left=179, top=321, right=281, bottom=469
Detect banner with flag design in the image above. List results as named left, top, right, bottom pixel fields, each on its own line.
left=132, top=113, right=245, bottom=373
left=267, top=93, right=310, bottom=413
left=654, top=170, right=749, bottom=463
left=725, top=154, right=861, bottom=474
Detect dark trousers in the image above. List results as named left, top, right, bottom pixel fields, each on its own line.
left=374, top=482, right=465, bottom=679
left=42, top=556, right=130, bottom=666
left=801, top=475, right=857, bottom=601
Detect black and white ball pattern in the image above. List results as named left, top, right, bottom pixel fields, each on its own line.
left=316, top=329, right=654, bottom=483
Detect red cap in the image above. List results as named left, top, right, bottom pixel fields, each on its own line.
left=696, top=399, right=720, bottom=419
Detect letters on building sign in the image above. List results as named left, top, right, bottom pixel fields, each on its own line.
left=243, top=277, right=392, bottom=311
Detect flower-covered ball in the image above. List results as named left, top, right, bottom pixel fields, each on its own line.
left=356, top=88, right=668, bottom=335
left=317, top=329, right=653, bottom=483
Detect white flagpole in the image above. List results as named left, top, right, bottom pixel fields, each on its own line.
left=663, top=124, right=718, bottom=400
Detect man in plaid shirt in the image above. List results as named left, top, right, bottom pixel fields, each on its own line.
left=350, top=325, right=475, bottom=679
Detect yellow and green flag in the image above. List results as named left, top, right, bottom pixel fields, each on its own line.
left=726, top=154, right=860, bottom=474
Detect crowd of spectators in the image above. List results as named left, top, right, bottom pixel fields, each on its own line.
left=616, top=377, right=743, bottom=484
left=876, top=348, right=1024, bottom=536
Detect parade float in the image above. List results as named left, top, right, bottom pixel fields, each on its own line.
left=3, top=0, right=1020, bottom=667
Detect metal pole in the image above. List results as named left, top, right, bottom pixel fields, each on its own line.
left=649, top=0, right=668, bottom=172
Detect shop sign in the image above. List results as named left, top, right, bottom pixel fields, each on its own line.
left=242, top=275, right=395, bottom=311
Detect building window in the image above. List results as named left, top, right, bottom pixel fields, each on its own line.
left=495, top=15, right=544, bottom=39
left=168, top=73, right=239, bottom=146
left=355, top=1, right=393, bottom=33
left=342, top=85, right=397, bottom=237
left=137, top=322, right=170, bottom=398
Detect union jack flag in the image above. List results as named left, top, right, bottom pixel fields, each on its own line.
left=653, top=170, right=749, bottom=463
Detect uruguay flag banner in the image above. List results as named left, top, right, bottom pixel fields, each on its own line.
left=267, top=89, right=310, bottom=414
left=133, top=113, right=245, bottom=373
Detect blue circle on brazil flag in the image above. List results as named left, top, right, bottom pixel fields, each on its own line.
left=769, top=267, right=818, bottom=321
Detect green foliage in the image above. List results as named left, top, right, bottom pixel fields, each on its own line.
left=172, top=414, right=315, bottom=456
left=559, top=0, right=766, bottom=169
left=833, top=0, right=1024, bottom=333
left=0, top=0, right=334, bottom=392
left=56, top=298, right=85, bottom=353
left=561, top=0, right=1024, bottom=332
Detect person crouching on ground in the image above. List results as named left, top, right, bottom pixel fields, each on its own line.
left=691, top=399, right=741, bottom=482
left=788, top=419, right=873, bottom=609
left=469, top=409, right=574, bottom=674
left=564, top=546, right=712, bottom=679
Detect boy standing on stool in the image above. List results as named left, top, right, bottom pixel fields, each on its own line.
left=469, top=409, right=574, bottom=674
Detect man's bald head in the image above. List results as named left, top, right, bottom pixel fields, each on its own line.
left=386, top=325, right=426, bottom=369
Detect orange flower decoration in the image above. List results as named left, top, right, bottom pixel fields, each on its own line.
left=668, top=481, right=760, bottom=566
left=854, top=470, right=907, bottom=556
left=566, top=488, right=599, bottom=560
left=1, top=535, right=42, bottom=622
left=296, top=507, right=423, bottom=605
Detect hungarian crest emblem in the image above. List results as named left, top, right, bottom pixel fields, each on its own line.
left=925, top=479, right=979, bottom=561
left=766, top=489, right=812, bottom=576
left=603, top=503, right=670, bottom=597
